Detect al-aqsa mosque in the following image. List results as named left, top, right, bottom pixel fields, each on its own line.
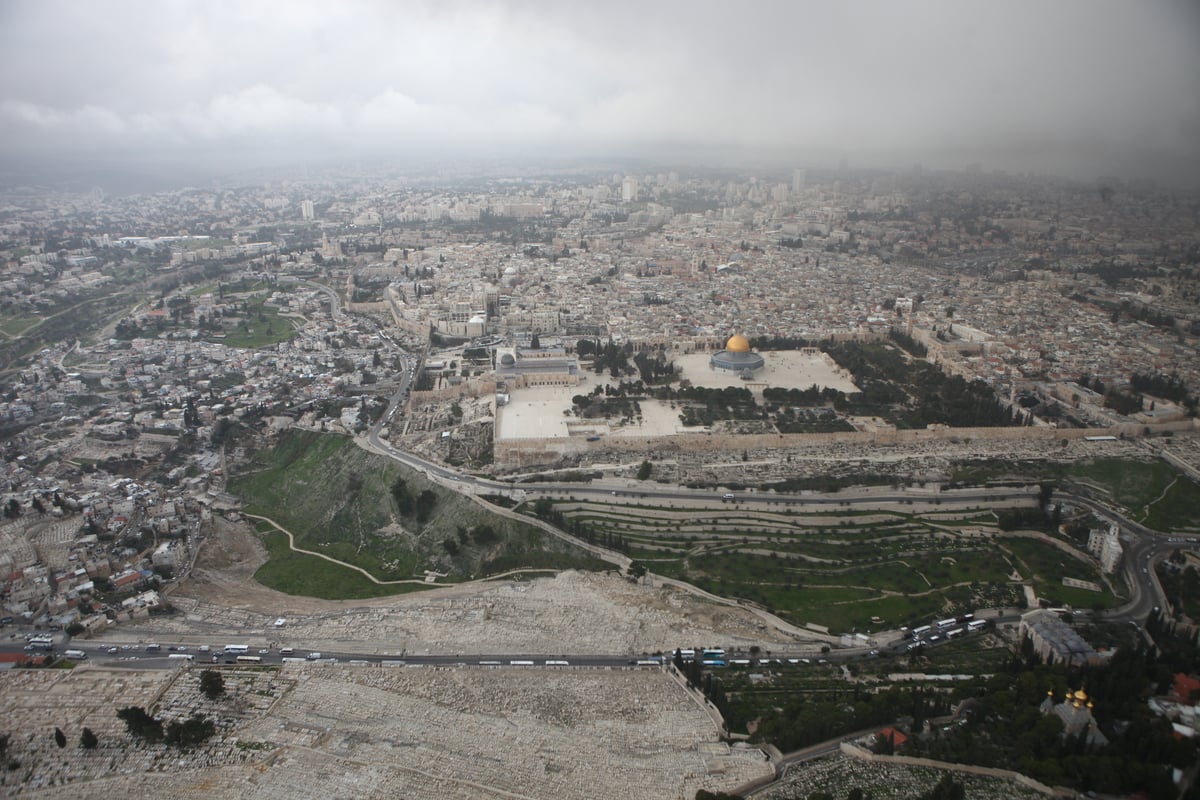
left=710, top=334, right=765, bottom=377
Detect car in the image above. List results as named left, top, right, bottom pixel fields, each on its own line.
left=722, top=493, right=735, bottom=499
left=107, top=647, right=118, bottom=654
left=258, top=649, right=270, bottom=654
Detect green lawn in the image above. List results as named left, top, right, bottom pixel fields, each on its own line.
left=1001, top=535, right=1121, bottom=609
left=953, top=457, right=1200, bottom=531
left=215, top=300, right=299, bottom=348
left=231, top=430, right=600, bottom=593
left=253, top=531, right=423, bottom=599
left=538, top=492, right=1115, bottom=632
left=0, top=313, right=42, bottom=336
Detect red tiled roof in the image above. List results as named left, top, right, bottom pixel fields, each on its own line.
left=1174, top=673, right=1200, bottom=703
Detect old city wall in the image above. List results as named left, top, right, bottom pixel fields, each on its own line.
left=345, top=300, right=391, bottom=314
left=492, top=419, right=1198, bottom=470
left=410, top=380, right=498, bottom=405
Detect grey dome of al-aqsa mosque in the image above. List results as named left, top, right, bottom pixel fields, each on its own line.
left=710, top=334, right=765, bottom=376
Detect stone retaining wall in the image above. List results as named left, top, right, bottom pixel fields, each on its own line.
left=839, top=741, right=1072, bottom=797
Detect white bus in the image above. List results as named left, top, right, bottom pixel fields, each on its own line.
left=967, top=619, right=987, bottom=632
left=935, top=618, right=957, bottom=630
left=168, top=653, right=194, bottom=661
left=223, top=644, right=249, bottom=654
left=236, top=655, right=263, bottom=664
left=910, top=625, right=932, bottom=640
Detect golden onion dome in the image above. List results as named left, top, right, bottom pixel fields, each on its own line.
left=725, top=334, right=751, bottom=353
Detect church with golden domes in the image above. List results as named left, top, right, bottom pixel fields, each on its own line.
left=709, top=333, right=765, bottom=376
left=1039, top=687, right=1108, bottom=748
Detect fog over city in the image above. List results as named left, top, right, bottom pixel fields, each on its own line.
left=1, top=0, right=1199, bottom=187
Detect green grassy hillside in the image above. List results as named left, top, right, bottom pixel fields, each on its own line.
left=229, top=429, right=605, bottom=596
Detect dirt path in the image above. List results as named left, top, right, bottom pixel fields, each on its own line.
left=244, top=513, right=455, bottom=587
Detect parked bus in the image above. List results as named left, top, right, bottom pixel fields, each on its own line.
left=910, top=625, right=932, bottom=640
left=236, top=655, right=263, bottom=664
left=223, top=644, right=249, bottom=654
left=967, top=619, right=987, bottom=632
left=935, top=618, right=957, bottom=630
left=701, top=659, right=727, bottom=667
left=946, top=627, right=965, bottom=639
left=701, top=648, right=725, bottom=658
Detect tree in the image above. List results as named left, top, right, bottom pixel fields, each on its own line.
left=54, top=727, right=66, bottom=748
left=199, top=669, right=225, bottom=700
left=415, top=489, right=438, bottom=523
left=636, top=460, right=652, bottom=480
left=922, top=773, right=965, bottom=800
left=163, top=714, right=216, bottom=748
left=80, top=727, right=98, bottom=749
left=390, top=479, right=414, bottom=516
left=117, top=706, right=163, bottom=742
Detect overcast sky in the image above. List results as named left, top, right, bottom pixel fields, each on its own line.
left=2, top=0, right=1198, bottom=186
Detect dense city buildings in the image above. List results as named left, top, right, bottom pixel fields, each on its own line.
left=0, top=161, right=1197, bottom=799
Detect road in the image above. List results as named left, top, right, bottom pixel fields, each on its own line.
left=0, top=637, right=665, bottom=671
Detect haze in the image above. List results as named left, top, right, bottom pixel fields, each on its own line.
left=2, top=0, right=1198, bottom=186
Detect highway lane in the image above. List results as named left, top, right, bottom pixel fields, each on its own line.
left=0, top=639, right=665, bottom=671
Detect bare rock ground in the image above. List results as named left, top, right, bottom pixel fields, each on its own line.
left=110, top=514, right=812, bottom=656
left=4, top=662, right=771, bottom=799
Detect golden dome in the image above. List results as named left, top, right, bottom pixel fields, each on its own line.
left=725, top=334, right=751, bottom=353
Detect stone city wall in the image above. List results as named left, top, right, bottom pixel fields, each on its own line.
left=493, top=419, right=1198, bottom=470
left=410, top=379, right=498, bottom=405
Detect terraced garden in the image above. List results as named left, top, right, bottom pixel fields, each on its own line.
left=524, top=498, right=1123, bottom=633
